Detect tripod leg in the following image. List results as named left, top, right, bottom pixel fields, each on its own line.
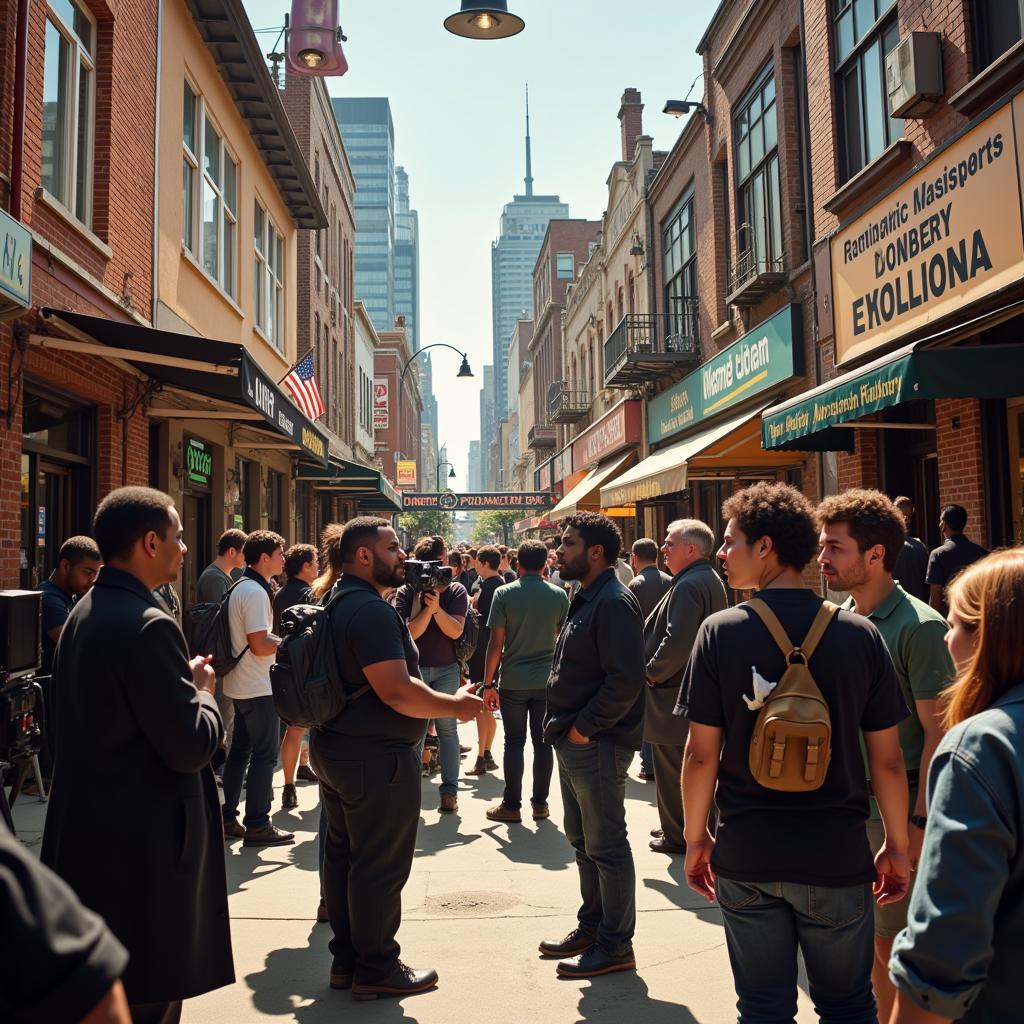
left=0, top=786, right=13, bottom=834
left=31, top=755, right=47, bottom=802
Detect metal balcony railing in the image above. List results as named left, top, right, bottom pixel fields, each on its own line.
left=548, top=381, right=590, bottom=424
left=727, top=223, right=786, bottom=306
left=527, top=424, right=557, bottom=449
left=603, top=299, right=700, bottom=387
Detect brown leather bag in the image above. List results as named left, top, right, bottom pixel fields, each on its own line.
left=746, top=599, right=837, bottom=792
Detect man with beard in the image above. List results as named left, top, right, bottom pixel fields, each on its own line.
left=310, top=517, right=482, bottom=1002
left=540, top=512, right=645, bottom=979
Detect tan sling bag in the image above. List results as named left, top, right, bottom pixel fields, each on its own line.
left=746, top=599, right=838, bottom=792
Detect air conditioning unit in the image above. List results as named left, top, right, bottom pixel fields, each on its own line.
left=886, top=32, right=943, bottom=118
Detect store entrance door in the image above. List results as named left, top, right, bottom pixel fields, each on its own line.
left=20, top=459, right=76, bottom=589
left=181, top=492, right=211, bottom=610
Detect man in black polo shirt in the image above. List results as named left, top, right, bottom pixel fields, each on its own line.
left=678, top=482, right=910, bottom=1022
left=310, top=517, right=481, bottom=1002
left=540, top=512, right=645, bottom=980
left=926, top=503, right=988, bottom=614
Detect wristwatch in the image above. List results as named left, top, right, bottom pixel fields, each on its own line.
left=909, top=814, right=928, bottom=829
left=482, top=683, right=497, bottom=690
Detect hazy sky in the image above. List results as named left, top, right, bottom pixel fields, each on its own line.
left=243, top=0, right=718, bottom=486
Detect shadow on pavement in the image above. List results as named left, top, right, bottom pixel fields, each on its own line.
left=573, top=972, right=702, bottom=1023
left=244, top=923, right=427, bottom=1023
left=624, top=775, right=657, bottom=807
left=642, top=859, right=726, bottom=924
left=479, top=819, right=573, bottom=870
left=415, top=810, right=482, bottom=857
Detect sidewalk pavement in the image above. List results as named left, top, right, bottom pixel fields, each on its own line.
left=13, top=727, right=818, bottom=1023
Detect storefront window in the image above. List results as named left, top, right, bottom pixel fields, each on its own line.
left=266, top=469, right=284, bottom=537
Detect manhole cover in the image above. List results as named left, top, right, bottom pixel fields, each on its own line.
left=424, top=890, right=521, bottom=916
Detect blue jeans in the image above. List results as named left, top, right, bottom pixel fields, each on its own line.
left=555, top=737, right=636, bottom=957
left=716, top=878, right=876, bottom=1023
left=222, top=695, right=279, bottom=830
left=640, top=741, right=653, bottom=775
left=417, top=663, right=461, bottom=796
left=500, top=688, right=552, bottom=811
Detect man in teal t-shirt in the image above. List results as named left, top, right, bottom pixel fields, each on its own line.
left=482, top=540, right=569, bottom=823
left=817, top=490, right=954, bottom=1024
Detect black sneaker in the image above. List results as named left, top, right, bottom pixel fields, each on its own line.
left=282, top=783, right=298, bottom=809
left=351, top=961, right=439, bottom=1001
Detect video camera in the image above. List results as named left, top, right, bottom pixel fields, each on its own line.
left=403, top=560, right=454, bottom=593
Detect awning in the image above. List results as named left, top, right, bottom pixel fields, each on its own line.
left=514, top=515, right=556, bottom=534
left=762, top=340, right=1024, bottom=452
left=549, top=451, right=634, bottom=522
left=36, top=308, right=330, bottom=466
left=296, top=456, right=402, bottom=513
left=600, top=404, right=796, bottom=507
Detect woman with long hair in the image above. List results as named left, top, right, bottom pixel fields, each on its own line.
left=311, top=523, right=344, bottom=602
left=890, top=548, right=1024, bottom=1023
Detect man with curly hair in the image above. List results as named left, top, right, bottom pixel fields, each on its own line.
left=817, top=489, right=953, bottom=1022
left=539, top=513, right=645, bottom=980
left=677, top=481, right=910, bottom=1023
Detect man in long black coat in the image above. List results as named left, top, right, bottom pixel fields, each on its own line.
left=42, top=487, right=233, bottom=1024
left=643, top=519, right=727, bottom=855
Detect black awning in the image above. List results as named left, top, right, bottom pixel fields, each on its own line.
left=41, top=308, right=329, bottom=466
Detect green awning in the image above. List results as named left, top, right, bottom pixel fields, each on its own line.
left=762, top=342, right=1024, bottom=452
left=297, top=456, right=402, bottom=512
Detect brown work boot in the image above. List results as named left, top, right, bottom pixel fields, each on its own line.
left=532, top=801, right=550, bottom=820
left=243, top=823, right=295, bottom=847
left=223, top=818, right=245, bottom=840
left=439, top=792, right=458, bottom=813
left=351, top=961, right=438, bottom=1001
left=485, top=802, right=521, bottom=823
left=466, top=756, right=488, bottom=776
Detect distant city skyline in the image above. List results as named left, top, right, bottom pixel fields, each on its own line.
left=245, top=0, right=714, bottom=487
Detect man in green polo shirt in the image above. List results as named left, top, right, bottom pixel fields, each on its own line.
left=482, top=540, right=569, bottom=824
left=817, top=489, right=953, bottom=1024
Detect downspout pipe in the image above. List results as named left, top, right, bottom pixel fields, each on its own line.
left=10, top=0, right=30, bottom=220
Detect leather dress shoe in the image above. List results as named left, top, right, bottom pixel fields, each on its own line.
left=650, top=828, right=664, bottom=838
left=223, top=818, right=245, bottom=840
left=351, top=961, right=439, bottom=1001
left=538, top=926, right=595, bottom=958
left=330, top=964, right=353, bottom=989
left=649, top=836, right=686, bottom=855
left=556, top=946, right=636, bottom=978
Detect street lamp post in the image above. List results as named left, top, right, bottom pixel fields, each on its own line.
left=396, top=343, right=473, bottom=488
left=437, top=461, right=456, bottom=492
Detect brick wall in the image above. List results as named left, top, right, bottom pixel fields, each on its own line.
left=934, top=397, right=988, bottom=547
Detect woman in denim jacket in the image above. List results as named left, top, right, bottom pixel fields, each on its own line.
left=890, top=548, right=1024, bottom=1023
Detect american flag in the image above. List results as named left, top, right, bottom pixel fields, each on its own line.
left=282, top=351, right=325, bottom=421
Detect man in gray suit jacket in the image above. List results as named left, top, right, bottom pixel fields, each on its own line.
left=643, top=519, right=727, bottom=854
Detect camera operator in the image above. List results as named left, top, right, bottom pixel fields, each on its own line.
left=311, top=518, right=481, bottom=1000
left=393, top=535, right=469, bottom=813
left=38, top=535, right=102, bottom=775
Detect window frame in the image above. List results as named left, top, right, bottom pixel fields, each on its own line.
left=41, top=0, right=96, bottom=226
left=254, top=198, right=285, bottom=351
left=971, top=0, right=1024, bottom=72
left=182, top=79, right=238, bottom=299
left=555, top=252, right=575, bottom=280
left=832, top=0, right=903, bottom=183
left=662, top=185, right=697, bottom=317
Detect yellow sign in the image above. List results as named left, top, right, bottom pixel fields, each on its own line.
left=301, top=426, right=325, bottom=460
left=832, top=99, right=1024, bottom=365
left=396, top=460, right=417, bottom=487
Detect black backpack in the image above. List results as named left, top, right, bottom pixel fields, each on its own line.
left=455, top=607, right=481, bottom=670
left=270, top=588, right=373, bottom=729
left=182, top=578, right=250, bottom=677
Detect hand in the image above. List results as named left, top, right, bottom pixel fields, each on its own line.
left=422, top=590, right=440, bottom=614
left=190, top=654, right=215, bottom=694
left=873, top=843, right=911, bottom=906
left=567, top=724, right=589, bottom=745
left=684, top=832, right=716, bottom=902
left=908, top=819, right=925, bottom=872
left=483, top=687, right=500, bottom=712
left=450, top=688, right=484, bottom=722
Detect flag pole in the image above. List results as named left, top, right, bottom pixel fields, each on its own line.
left=276, top=355, right=303, bottom=386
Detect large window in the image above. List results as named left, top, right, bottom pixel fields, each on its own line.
left=734, top=65, right=783, bottom=276
left=834, top=0, right=903, bottom=182
left=41, top=0, right=95, bottom=225
left=972, top=1, right=1024, bottom=72
left=254, top=201, right=284, bottom=349
left=182, top=82, right=237, bottom=298
left=662, top=187, right=696, bottom=319
left=556, top=252, right=575, bottom=280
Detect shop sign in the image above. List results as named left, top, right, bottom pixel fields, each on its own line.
left=832, top=97, right=1024, bottom=365
left=184, top=436, right=212, bottom=490
left=396, top=460, right=417, bottom=487
left=572, top=400, right=642, bottom=468
left=0, top=208, right=32, bottom=318
left=553, top=444, right=573, bottom=484
left=648, top=304, right=803, bottom=445
left=373, top=378, right=389, bottom=430
left=240, top=357, right=329, bottom=466
left=402, top=492, right=554, bottom=512
left=535, top=457, right=553, bottom=492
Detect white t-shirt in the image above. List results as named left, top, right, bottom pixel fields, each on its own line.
left=223, top=577, right=275, bottom=700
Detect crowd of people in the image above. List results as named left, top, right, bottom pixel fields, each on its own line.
left=2, top=482, right=1021, bottom=1024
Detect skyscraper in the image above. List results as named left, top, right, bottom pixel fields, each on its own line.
left=490, top=87, right=568, bottom=418
left=395, top=165, right=420, bottom=352
left=468, top=440, right=482, bottom=491
left=333, top=98, right=395, bottom=333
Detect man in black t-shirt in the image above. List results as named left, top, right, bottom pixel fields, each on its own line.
left=309, top=518, right=481, bottom=1003
left=926, top=504, right=988, bottom=614
left=678, top=482, right=910, bottom=1023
